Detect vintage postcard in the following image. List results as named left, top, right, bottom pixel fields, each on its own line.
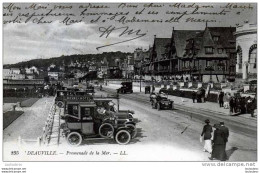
left=2, top=2, right=258, bottom=167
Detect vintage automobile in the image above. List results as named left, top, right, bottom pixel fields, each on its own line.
left=61, top=99, right=137, bottom=146
left=150, top=93, right=174, bottom=110
left=117, top=82, right=133, bottom=94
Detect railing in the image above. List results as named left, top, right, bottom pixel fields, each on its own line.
left=41, top=98, right=56, bottom=145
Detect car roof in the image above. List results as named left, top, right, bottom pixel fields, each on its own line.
left=67, top=101, right=97, bottom=107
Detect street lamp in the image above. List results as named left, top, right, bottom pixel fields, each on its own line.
left=199, top=65, right=202, bottom=82
left=139, top=61, right=142, bottom=92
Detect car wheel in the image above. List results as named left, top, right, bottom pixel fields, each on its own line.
left=67, top=132, right=82, bottom=146
left=126, top=124, right=137, bottom=139
left=57, top=101, right=64, bottom=108
left=157, top=103, right=160, bottom=111
left=99, top=123, right=114, bottom=138
left=115, top=130, right=131, bottom=145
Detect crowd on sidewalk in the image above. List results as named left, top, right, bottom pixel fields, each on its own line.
left=217, top=91, right=257, bottom=117
left=190, top=89, right=257, bottom=117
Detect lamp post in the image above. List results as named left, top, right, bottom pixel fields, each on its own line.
left=221, top=63, right=226, bottom=83
left=139, top=62, right=142, bottom=92
left=199, top=65, right=202, bottom=82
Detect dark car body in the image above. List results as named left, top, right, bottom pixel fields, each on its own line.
left=61, top=99, right=137, bottom=146
left=150, top=93, right=174, bottom=110
left=117, top=82, right=133, bottom=94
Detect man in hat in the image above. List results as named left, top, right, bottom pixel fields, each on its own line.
left=209, top=122, right=229, bottom=161
left=219, top=122, right=229, bottom=144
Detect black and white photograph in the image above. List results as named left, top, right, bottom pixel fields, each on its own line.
left=1, top=1, right=258, bottom=169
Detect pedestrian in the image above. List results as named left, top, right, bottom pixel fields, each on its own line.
left=223, top=93, right=229, bottom=109
left=209, top=122, right=229, bottom=161
left=201, top=89, right=205, bottom=103
left=247, top=97, right=256, bottom=117
left=192, top=91, right=196, bottom=103
left=218, top=91, right=224, bottom=107
left=201, top=119, right=213, bottom=153
left=240, top=97, right=246, bottom=114
left=229, top=97, right=235, bottom=114
left=251, top=98, right=257, bottom=117
left=246, top=96, right=251, bottom=113
left=234, top=97, right=240, bottom=113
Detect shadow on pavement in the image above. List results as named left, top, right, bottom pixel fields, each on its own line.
left=226, top=147, right=238, bottom=160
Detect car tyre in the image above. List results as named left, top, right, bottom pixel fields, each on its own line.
left=126, top=124, right=137, bottom=139
left=115, top=130, right=131, bottom=145
left=67, top=132, right=82, bottom=146
left=99, top=123, right=114, bottom=138
left=57, top=101, right=64, bottom=108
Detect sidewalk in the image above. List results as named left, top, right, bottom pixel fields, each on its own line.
left=102, top=83, right=257, bottom=128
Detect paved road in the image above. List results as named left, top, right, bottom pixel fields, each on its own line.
left=3, top=88, right=256, bottom=161
left=95, top=87, right=257, bottom=161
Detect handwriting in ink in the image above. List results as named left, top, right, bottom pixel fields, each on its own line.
left=96, top=25, right=146, bottom=50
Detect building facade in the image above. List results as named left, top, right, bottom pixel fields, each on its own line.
left=140, top=26, right=237, bottom=83
left=234, top=22, right=257, bottom=81
left=3, top=68, right=25, bottom=80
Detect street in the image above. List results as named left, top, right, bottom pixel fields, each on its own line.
left=94, top=87, right=257, bottom=161
left=3, top=88, right=257, bottom=161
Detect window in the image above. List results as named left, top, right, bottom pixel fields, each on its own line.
left=218, top=48, right=223, bottom=54
left=72, top=105, right=78, bottom=115
left=81, top=107, right=93, bottom=120
left=213, top=36, right=219, bottom=42
left=205, top=47, right=213, bottom=54
left=237, top=47, right=242, bottom=69
left=67, top=105, right=79, bottom=117
left=249, top=47, right=257, bottom=69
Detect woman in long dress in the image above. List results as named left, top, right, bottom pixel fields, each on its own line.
left=210, top=124, right=227, bottom=161
left=201, top=119, right=213, bottom=153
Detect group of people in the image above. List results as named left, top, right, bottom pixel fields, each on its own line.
left=218, top=92, right=257, bottom=117
left=201, top=119, right=229, bottom=161
left=192, top=89, right=206, bottom=103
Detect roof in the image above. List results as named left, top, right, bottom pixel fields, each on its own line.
left=196, top=27, right=235, bottom=58
left=181, top=27, right=236, bottom=59
left=208, top=27, right=236, bottom=48
left=174, top=30, right=201, bottom=57
left=154, top=38, right=171, bottom=60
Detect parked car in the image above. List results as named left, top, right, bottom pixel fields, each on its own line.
left=61, top=98, right=137, bottom=146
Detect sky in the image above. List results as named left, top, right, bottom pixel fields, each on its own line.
left=3, top=3, right=257, bottom=64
